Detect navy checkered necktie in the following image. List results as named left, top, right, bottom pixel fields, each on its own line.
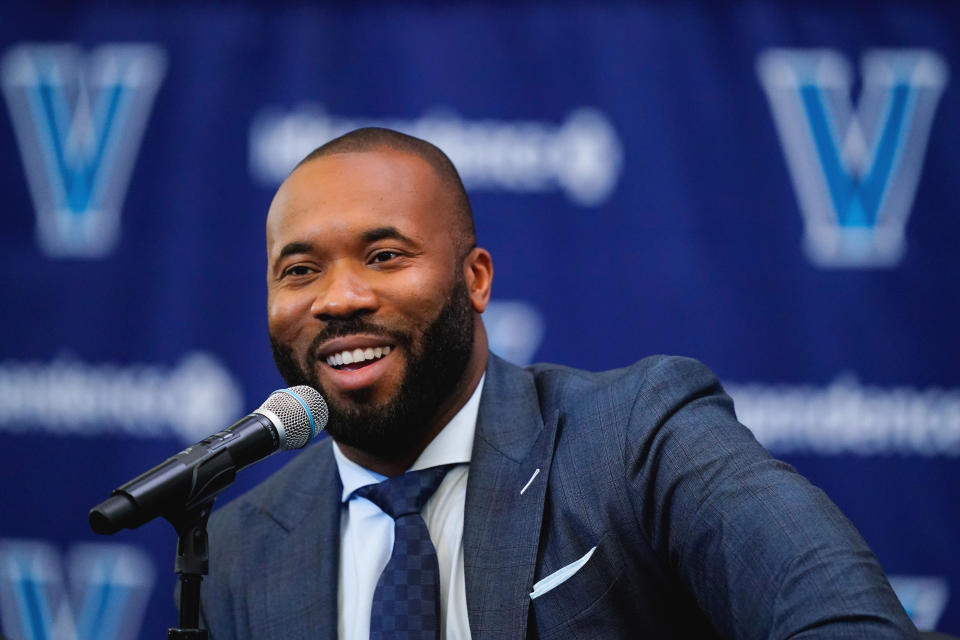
left=351, top=464, right=456, bottom=640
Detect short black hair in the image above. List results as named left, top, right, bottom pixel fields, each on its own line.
left=296, top=127, right=476, bottom=256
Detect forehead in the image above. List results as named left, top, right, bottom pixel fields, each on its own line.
left=266, top=149, right=452, bottom=251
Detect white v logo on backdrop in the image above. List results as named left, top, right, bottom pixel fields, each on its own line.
left=758, top=49, right=947, bottom=268
left=0, top=540, right=154, bottom=640
left=1, top=44, right=166, bottom=258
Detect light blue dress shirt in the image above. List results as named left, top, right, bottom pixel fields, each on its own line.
left=333, top=375, right=484, bottom=640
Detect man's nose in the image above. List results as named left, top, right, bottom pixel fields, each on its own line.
left=310, top=261, right=379, bottom=319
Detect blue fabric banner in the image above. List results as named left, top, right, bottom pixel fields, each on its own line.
left=0, top=1, right=957, bottom=636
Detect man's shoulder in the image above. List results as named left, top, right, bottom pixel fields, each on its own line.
left=521, top=354, right=721, bottom=412
left=208, top=436, right=337, bottom=535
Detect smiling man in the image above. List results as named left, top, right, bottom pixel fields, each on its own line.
left=199, top=128, right=918, bottom=639
left=265, top=136, right=491, bottom=478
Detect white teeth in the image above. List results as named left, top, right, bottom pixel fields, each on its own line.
left=326, top=345, right=393, bottom=368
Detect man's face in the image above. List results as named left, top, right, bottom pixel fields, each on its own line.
left=266, top=149, right=483, bottom=457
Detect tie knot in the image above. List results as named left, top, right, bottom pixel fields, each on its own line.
left=351, top=464, right=455, bottom=519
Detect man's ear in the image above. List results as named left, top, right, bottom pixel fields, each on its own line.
left=463, top=247, right=493, bottom=313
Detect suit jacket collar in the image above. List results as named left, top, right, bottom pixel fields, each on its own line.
left=473, top=353, right=548, bottom=462
left=464, top=353, right=559, bottom=639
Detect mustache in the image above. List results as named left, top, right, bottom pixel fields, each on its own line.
left=305, top=316, right=414, bottom=362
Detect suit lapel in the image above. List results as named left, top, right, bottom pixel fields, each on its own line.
left=249, top=442, right=342, bottom=640
left=464, top=355, right=559, bottom=639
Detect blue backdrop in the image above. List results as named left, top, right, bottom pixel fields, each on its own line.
left=0, top=1, right=957, bottom=637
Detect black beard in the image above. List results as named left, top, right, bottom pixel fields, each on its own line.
left=269, top=279, right=475, bottom=460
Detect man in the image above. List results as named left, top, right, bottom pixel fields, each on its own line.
left=200, top=128, right=918, bottom=639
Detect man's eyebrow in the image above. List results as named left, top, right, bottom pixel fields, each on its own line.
left=363, top=226, right=416, bottom=245
left=277, top=241, right=313, bottom=259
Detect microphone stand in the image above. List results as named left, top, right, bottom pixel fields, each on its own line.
left=166, top=500, right=215, bottom=639
left=89, top=387, right=328, bottom=637
left=91, top=435, right=249, bottom=637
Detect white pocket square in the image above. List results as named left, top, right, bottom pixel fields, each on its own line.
left=529, top=545, right=597, bottom=600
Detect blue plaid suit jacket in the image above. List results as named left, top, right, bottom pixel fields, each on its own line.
left=199, top=354, right=917, bottom=639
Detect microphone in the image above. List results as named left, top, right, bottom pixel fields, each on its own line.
left=89, top=385, right=328, bottom=535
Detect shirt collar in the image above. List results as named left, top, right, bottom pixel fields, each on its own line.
left=333, top=374, right=485, bottom=502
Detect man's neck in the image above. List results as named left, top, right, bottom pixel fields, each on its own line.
left=336, top=443, right=420, bottom=478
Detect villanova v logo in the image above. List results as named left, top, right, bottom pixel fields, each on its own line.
left=0, top=540, right=154, bottom=640
left=1, top=44, right=166, bottom=258
left=757, top=49, right=947, bottom=268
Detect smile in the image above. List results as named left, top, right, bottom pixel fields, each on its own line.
left=325, top=345, right=392, bottom=370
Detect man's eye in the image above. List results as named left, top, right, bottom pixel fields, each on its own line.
left=371, top=251, right=399, bottom=263
left=283, top=265, right=313, bottom=277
